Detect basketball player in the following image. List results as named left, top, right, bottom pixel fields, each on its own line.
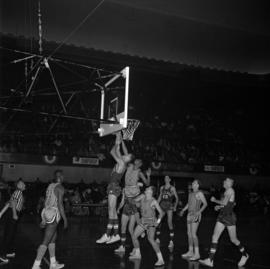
left=129, top=186, right=165, bottom=267
left=0, top=179, right=25, bottom=262
left=180, top=179, right=207, bottom=260
left=156, top=175, right=179, bottom=248
left=96, top=132, right=133, bottom=244
left=114, top=188, right=137, bottom=253
left=199, top=178, right=249, bottom=267
left=32, top=170, right=68, bottom=269
left=114, top=156, right=151, bottom=253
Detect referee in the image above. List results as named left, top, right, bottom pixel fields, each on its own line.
left=0, top=179, right=25, bottom=262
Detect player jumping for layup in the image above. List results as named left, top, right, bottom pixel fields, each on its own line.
left=96, top=132, right=133, bottom=244
left=199, top=178, right=249, bottom=267
left=32, top=170, right=68, bottom=269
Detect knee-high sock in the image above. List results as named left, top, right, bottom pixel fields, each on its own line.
left=209, top=242, right=218, bottom=261
left=106, top=219, right=114, bottom=236
left=48, top=243, right=56, bottom=264
left=113, top=219, right=119, bottom=236
left=237, top=243, right=248, bottom=256
left=121, top=232, right=126, bottom=247
left=169, top=229, right=174, bottom=241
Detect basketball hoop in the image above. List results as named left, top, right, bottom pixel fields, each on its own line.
left=122, top=119, right=140, bottom=140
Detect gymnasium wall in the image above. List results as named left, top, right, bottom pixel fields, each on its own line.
left=1, top=163, right=270, bottom=189
left=1, top=163, right=111, bottom=183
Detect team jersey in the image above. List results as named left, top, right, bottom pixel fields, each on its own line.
left=44, top=183, right=59, bottom=209
left=188, top=191, right=202, bottom=213
left=140, top=196, right=156, bottom=219
left=160, top=186, right=174, bottom=203
left=219, top=200, right=235, bottom=216
left=110, top=169, right=124, bottom=185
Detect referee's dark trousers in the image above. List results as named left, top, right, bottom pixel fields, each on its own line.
left=1, top=208, right=20, bottom=254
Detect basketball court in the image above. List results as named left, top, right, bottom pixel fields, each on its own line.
left=0, top=214, right=269, bottom=269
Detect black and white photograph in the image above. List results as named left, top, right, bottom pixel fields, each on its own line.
left=0, top=1, right=270, bottom=268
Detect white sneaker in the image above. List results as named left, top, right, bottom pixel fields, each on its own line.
left=50, top=262, right=65, bottom=269
left=181, top=251, right=194, bottom=258
left=238, top=254, right=249, bottom=267
left=6, top=253, right=15, bottom=258
left=199, top=258, right=214, bottom=267
left=168, top=240, right=174, bottom=249
left=0, top=255, right=9, bottom=263
left=155, top=258, right=165, bottom=266
left=96, top=234, right=110, bottom=244
left=129, top=253, right=142, bottom=260
left=106, top=234, right=121, bottom=244
left=31, top=266, right=41, bottom=269
left=189, top=254, right=200, bottom=261
left=114, top=245, right=125, bottom=253
left=130, top=248, right=136, bottom=256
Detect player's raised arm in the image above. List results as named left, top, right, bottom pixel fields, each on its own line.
left=121, top=139, right=129, bottom=155
left=139, top=168, right=151, bottom=186
left=110, top=133, right=123, bottom=163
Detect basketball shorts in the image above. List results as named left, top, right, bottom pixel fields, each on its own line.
left=217, top=213, right=237, bottom=226
left=139, top=217, right=157, bottom=230
left=187, top=211, right=200, bottom=224
left=123, top=198, right=137, bottom=216
left=160, top=200, right=173, bottom=212
left=124, top=185, right=140, bottom=198
left=107, top=182, right=121, bottom=197
left=41, top=207, right=60, bottom=224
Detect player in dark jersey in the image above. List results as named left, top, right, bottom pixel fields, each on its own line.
left=199, top=178, right=249, bottom=267
left=180, top=179, right=207, bottom=261
left=96, top=132, right=133, bottom=244
left=32, top=170, right=67, bottom=269
left=129, top=186, right=165, bottom=266
left=156, top=176, right=179, bottom=249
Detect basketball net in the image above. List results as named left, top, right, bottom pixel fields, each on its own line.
left=122, top=119, right=140, bottom=141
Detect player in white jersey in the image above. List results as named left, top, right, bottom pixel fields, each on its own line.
left=32, top=170, right=68, bottom=269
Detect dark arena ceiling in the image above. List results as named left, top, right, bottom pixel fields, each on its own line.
left=1, top=0, right=270, bottom=74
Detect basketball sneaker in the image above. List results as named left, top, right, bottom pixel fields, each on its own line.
left=155, top=258, right=165, bottom=267
left=106, top=234, right=120, bottom=244
left=238, top=254, right=249, bottom=267
left=199, top=258, right=214, bottom=267
left=114, top=245, right=125, bottom=253
left=189, top=254, right=200, bottom=261
left=50, top=262, right=65, bottom=269
left=168, top=240, right=174, bottom=249
left=6, top=253, right=15, bottom=258
left=0, top=255, right=9, bottom=263
left=181, top=251, right=194, bottom=258
left=129, top=253, right=142, bottom=260
left=96, top=234, right=110, bottom=244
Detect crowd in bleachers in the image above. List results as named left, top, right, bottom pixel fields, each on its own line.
left=0, top=110, right=267, bottom=170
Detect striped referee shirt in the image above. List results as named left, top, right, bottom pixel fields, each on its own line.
left=10, top=189, right=24, bottom=212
